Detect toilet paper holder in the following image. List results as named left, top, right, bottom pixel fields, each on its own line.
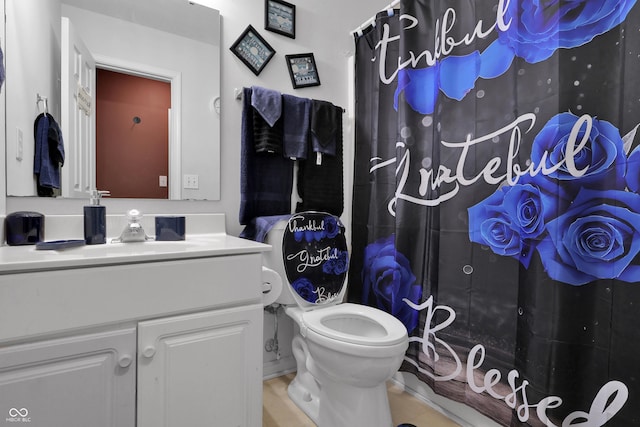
left=261, top=266, right=283, bottom=306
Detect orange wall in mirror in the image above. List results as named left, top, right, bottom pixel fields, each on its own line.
left=96, top=69, right=171, bottom=198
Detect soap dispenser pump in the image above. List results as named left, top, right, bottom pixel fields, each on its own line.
left=84, top=190, right=110, bottom=245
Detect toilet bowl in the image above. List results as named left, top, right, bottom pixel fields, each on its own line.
left=262, top=212, right=408, bottom=427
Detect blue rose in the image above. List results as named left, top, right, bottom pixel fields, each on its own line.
left=498, top=0, right=636, bottom=63
left=536, top=188, right=640, bottom=285
left=502, top=183, right=548, bottom=239
left=292, top=277, right=317, bottom=303
left=362, top=235, right=422, bottom=334
left=324, top=215, right=341, bottom=239
left=626, top=145, right=640, bottom=192
left=529, top=113, right=626, bottom=197
left=468, top=185, right=539, bottom=268
left=323, top=250, right=349, bottom=275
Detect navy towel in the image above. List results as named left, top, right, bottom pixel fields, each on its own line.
left=240, top=87, right=293, bottom=225
left=251, top=86, right=282, bottom=127
left=297, top=104, right=343, bottom=216
left=253, top=107, right=284, bottom=154
left=310, top=99, right=339, bottom=156
left=34, top=113, right=65, bottom=196
left=239, top=214, right=292, bottom=242
left=282, top=94, right=311, bottom=159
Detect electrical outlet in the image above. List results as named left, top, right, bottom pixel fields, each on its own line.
left=159, top=175, right=168, bottom=187
left=16, top=128, right=23, bottom=161
left=183, top=174, right=199, bottom=189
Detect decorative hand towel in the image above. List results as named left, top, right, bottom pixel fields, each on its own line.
left=282, top=94, right=311, bottom=159
left=240, top=87, right=293, bottom=225
left=239, top=214, right=292, bottom=242
left=296, top=104, right=343, bottom=216
left=253, top=107, right=284, bottom=154
left=251, top=85, right=282, bottom=127
left=33, top=113, right=65, bottom=197
left=310, top=99, right=339, bottom=157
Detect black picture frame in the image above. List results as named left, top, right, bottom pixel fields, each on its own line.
left=265, top=0, right=296, bottom=39
left=285, top=53, right=321, bottom=89
left=230, top=25, right=276, bottom=76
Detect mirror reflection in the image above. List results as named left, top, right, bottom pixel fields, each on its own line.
left=5, top=0, right=221, bottom=200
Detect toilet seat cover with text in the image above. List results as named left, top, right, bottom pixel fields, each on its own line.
left=282, top=212, right=349, bottom=310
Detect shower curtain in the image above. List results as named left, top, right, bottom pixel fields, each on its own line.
left=347, top=1, right=640, bottom=425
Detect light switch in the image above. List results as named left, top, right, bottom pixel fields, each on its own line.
left=16, top=128, right=23, bottom=161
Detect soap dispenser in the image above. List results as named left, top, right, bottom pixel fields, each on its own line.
left=84, top=190, right=110, bottom=245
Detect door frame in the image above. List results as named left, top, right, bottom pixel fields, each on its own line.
left=93, top=54, right=182, bottom=200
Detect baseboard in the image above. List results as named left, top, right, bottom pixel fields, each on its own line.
left=390, top=372, right=500, bottom=427
left=263, top=355, right=296, bottom=380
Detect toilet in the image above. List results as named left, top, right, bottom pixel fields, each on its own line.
left=262, top=212, right=409, bottom=427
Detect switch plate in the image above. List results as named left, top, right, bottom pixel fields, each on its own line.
left=159, top=175, right=168, bottom=187
left=16, top=128, right=23, bottom=161
left=183, top=174, right=199, bottom=189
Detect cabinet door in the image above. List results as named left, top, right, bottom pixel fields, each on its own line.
left=0, top=327, right=136, bottom=427
left=137, top=304, right=263, bottom=427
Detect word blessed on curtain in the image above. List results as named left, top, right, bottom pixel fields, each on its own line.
left=372, top=113, right=640, bottom=287
left=402, top=296, right=628, bottom=426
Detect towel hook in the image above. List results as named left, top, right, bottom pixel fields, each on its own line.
left=37, top=93, right=48, bottom=114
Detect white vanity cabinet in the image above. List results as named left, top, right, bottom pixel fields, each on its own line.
left=0, top=327, right=137, bottom=427
left=0, top=232, right=269, bottom=427
left=137, top=305, right=262, bottom=427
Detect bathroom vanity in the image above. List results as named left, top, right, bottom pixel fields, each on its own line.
left=0, top=215, right=268, bottom=427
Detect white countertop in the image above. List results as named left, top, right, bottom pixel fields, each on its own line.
left=0, top=233, right=270, bottom=274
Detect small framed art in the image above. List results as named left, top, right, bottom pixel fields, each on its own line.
left=230, top=25, right=276, bottom=76
left=265, top=0, right=296, bottom=39
left=285, top=53, right=321, bottom=89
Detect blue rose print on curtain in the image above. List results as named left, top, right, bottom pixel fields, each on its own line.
left=469, top=112, right=640, bottom=286
left=361, top=234, right=422, bottom=333
left=395, top=0, right=637, bottom=114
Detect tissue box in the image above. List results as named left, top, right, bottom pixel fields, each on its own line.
left=5, top=211, right=45, bottom=246
left=155, top=216, right=186, bottom=241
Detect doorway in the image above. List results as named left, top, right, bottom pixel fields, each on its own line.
left=95, top=69, right=171, bottom=198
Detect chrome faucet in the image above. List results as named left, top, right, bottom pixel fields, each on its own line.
left=112, top=209, right=151, bottom=243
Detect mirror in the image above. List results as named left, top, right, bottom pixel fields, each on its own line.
left=5, top=0, right=221, bottom=200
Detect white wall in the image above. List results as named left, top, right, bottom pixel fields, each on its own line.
left=6, top=0, right=389, bottom=237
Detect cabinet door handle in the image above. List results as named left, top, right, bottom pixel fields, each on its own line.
left=142, top=345, right=156, bottom=358
left=118, top=354, right=133, bottom=368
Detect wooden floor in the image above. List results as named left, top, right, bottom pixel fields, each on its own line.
left=263, top=372, right=461, bottom=427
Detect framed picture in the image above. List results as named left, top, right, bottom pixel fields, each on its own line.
left=285, top=53, right=321, bottom=89
left=230, top=25, right=276, bottom=76
left=265, top=0, right=296, bottom=39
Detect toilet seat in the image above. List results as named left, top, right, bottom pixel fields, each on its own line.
left=302, top=303, right=407, bottom=347
left=282, top=212, right=350, bottom=310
